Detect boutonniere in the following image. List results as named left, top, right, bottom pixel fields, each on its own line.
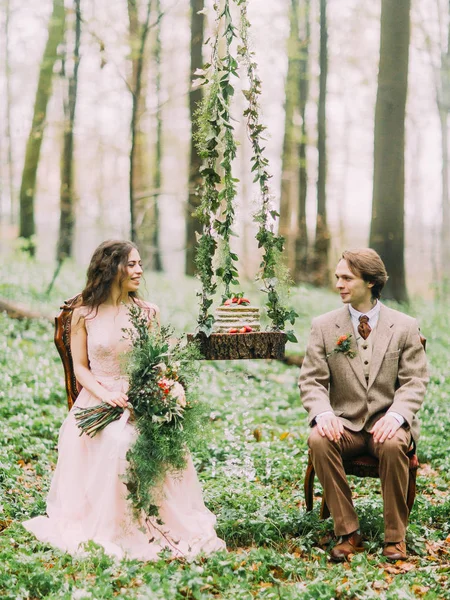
left=328, top=334, right=356, bottom=359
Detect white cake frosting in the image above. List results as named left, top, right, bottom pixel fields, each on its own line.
left=213, top=304, right=261, bottom=333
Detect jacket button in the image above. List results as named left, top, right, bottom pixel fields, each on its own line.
left=362, top=345, right=368, bottom=350
left=364, top=360, right=369, bottom=365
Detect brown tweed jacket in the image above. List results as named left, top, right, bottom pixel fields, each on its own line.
left=299, top=304, right=429, bottom=441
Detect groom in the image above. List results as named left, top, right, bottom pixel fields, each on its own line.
left=299, top=248, right=428, bottom=562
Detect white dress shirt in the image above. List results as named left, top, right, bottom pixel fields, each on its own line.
left=348, top=301, right=381, bottom=333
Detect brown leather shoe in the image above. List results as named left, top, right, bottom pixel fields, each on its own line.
left=383, top=541, right=407, bottom=561
left=330, top=532, right=364, bottom=562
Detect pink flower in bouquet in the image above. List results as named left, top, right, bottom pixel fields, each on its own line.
left=158, top=379, right=171, bottom=395
left=158, top=378, right=186, bottom=408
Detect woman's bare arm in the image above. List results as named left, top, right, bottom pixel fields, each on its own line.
left=71, top=308, right=128, bottom=408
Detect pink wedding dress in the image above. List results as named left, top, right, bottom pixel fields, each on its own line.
left=23, top=305, right=225, bottom=560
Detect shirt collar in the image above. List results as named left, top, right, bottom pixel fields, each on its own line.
left=348, top=300, right=380, bottom=322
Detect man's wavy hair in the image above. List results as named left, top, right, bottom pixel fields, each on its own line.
left=341, top=248, right=388, bottom=300
left=81, top=240, right=141, bottom=314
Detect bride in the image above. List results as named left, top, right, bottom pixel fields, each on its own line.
left=23, top=240, right=225, bottom=560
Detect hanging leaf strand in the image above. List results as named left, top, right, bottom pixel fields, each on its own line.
left=235, top=0, right=298, bottom=340
left=193, top=0, right=298, bottom=341
left=194, top=0, right=243, bottom=334
left=214, top=0, right=240, bottom=299
left=194, top=35, right=221, bottom=335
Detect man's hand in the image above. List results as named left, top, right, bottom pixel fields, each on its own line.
left=370, top=414, right=401, bottom=443
left=316, top=413, right=344, bottom=442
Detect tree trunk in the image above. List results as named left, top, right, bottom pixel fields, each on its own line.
left=185, top=0, right=205, bottom=276
left=128, top=0, right=152, bottom=258
left=280, top=0, right=302, bottom=274
left=4, top=0, right=15, bottom=224
left=294, top=0, right=310, bottom=283
left=280, top=0, right=310, bottom=283
left=150, top=0, right=163, bottom=271
left=369, top=0, right=410, bottom=302
left=57, top=0, right=81, bottom=262
left=18, top=0, right=65, bottom=254
left=0, top=298, right=52, bottom=322
left=313, top=0, right=329, bottom=287
left=441, top=118, right=450, bottom=281
left=440, top=1, right=450, bottom=286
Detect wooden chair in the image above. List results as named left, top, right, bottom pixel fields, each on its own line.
left=304, top=335, right=426, bottom=519
left=54, top=293, right=82, bottom=410
left=304, top=451, right=420, bottom=519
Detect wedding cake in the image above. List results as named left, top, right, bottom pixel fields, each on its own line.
left=213, top=298, right=261, bottom=333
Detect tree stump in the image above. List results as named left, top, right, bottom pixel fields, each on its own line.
left=187, top=331, right=287, bottom=360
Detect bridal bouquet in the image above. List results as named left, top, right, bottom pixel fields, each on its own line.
left=75, top=303, right=203, bottom=520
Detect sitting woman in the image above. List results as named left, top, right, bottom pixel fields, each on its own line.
left=24, top=239, right=225, bottom=560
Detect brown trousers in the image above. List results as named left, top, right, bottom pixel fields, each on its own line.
left=308, top=425, right=412, bottom=542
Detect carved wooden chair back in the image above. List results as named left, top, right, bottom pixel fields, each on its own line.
left=304, top=335, right=426, bottom=518
left=54, top=293, right=83, bottom=410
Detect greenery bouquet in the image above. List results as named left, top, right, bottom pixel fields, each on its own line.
left=74, top=303, right=204, bottom=520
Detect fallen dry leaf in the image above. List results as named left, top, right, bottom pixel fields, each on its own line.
left=411, top=585, right=430, bottom=596
left=418, top=464, right=440, bottom=477
left=373, top=580, right=388, bottom=590
left=0, top=519, right=12, bottom=532
left=384, top=561, right=416, bottom=574
left=252, top=428, right=262, bottom=442
left=425, top=540, right=450, bottom=558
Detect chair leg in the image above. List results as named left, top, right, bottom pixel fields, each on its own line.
left=406, top=468, right=417, bottom=514
left=304, top=456, right=315, bottom=512
left=320, top=497, right=330, bottom=520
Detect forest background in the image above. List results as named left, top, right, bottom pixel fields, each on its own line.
left=1, top=0, right=450, bottom=301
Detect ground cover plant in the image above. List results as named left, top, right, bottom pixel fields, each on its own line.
left=1, top=255, right=449, bottom=599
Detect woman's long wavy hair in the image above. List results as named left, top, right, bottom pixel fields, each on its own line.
left=81, top=240, right=141, bottom=314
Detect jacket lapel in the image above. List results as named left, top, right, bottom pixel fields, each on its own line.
left=368, top=304, right=394, bottom=388
left=335, top=308, right=367, bottom=389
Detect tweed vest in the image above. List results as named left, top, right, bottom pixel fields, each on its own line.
left=353, top=324, right=378, bottom=380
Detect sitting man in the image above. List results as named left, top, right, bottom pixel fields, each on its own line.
left=299, top=248, right=428, bottom=561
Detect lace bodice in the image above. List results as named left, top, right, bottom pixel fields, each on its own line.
left=83, top=303, right=155, bottom=380
left=85, top=312, right=131, bottom=379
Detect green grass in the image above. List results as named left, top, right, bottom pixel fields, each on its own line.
left=1, top=254, right=449, bottom=599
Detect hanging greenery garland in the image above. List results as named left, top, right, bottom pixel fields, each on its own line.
left=194, top=0, right=298, bottom=342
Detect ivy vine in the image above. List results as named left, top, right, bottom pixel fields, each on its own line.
left=236, top=0, right=298, bottom=341
left=194, top=0, right=298, bottom=341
